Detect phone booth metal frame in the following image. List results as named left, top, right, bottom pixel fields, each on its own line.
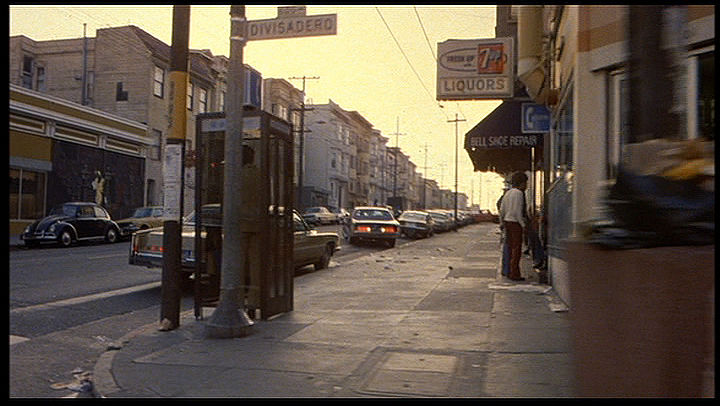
left=194, top=110, right=295, bottom=320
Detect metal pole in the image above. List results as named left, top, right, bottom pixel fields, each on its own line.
left=160, top=5, right=190, bottom=331
left=206, top=5, right=254, bottom=338
left=448, top=113, right=465, bottom=228
left=390, top=117, right=405, bottom=200
left=289, top=76, right=318, bottom=212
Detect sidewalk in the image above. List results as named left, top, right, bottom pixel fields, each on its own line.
left=92, top=223, right=574, bottom=398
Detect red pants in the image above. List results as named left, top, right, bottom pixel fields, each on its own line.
left=505, top=221, right=523, bottom=279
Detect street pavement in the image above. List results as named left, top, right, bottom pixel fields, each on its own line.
left=90, top=223, right=574, bottom=398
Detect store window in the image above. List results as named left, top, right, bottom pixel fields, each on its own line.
left=696, top=51, right=714, bottom=140
left=552, top=83, right=574, bottom=182
left=608, top=71, right=630, bottom=179
left=10, top=168, right=46, bottom=220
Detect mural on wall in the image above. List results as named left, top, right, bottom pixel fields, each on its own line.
left=48, top=140, right=144, bottom=219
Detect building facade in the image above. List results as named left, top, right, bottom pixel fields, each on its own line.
left=9, top=84, right=151, bottom=236
left=505, top=5, right=715, bottom=305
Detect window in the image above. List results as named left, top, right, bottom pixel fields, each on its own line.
left=146, top=179, right=156, bottom=206
left=198, top=88, right=208, bottom=113
left=187, top=82, right=194, bottom=110
left=116, top=82, right=128, bottom=101
left=21, top=56, right=33, bottom=89
left=10, top=168, right=46, bottom=220
left=153, top=66, right=164, bottom=98
left=696, top=51, right=714, bottom=140
left=552, top=82, right=574, bottom=181
left=35, top=66, right=46, bottom=92
left=220, top=91, right=226, bottom=112
left=78, top=206, right=94, bottom=218
left=608, top=71, right=629, bottom=179
left=93, top=206, right=109, bottom=219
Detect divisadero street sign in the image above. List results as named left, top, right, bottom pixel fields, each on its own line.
left=247, top=13, right=337, bottom=41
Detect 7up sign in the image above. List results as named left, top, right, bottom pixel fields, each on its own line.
left=436, top=37, right=514, bottom=100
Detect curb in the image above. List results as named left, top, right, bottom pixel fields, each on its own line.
left=92, top=309, right=195, bottom=397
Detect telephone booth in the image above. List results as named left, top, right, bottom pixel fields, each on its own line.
left=194, top=110, right=295, bottom=320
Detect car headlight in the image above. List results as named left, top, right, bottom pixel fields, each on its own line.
left=48, top=224, right=56, bottom=233
left=23, top=225, right=30, bottom=234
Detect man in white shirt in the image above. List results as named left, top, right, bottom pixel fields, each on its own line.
left=499, top=171, right=528, bottom=281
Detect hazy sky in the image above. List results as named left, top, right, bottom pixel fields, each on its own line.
left=9, top=5, right=506, bottom=209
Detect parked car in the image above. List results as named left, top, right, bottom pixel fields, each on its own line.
left=302, top=206, right=338, bottom=225
left=333, top=208, right=351, bottom=224
left=20, top=202, right=121, bottom=248
left=397, top=210, right=435, bottom=239
left=115, top=206, right=168, bottom=238
left=426, top=210, right=454, bottom=233
left=346, top=206, right=400, bottom=247
left=129, top=206, right=340, bottom=273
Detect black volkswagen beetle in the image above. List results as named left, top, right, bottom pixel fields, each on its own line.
left=20, top=202, right=122, bottom=248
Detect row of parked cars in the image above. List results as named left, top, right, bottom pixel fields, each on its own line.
left=20, top=202, right=166, bottom=248
left=340, top=205, right=496, bottom=248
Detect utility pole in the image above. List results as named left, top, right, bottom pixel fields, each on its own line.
left=421, top=143, right=429, bottom=209
left=289, top=75, right=319, bottom=211
left=206, top=5, right=254, bottom=338
left=389, top=117, right=405, bottom=199
left=160, top=5, right=190, bottom=331
left=448, top=113, right=465, bottom=227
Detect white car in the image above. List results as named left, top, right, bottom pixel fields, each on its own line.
left=302, top=206, right=337, bottom=225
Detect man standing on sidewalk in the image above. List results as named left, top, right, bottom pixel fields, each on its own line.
left=499, top=171, right=528, bottom=281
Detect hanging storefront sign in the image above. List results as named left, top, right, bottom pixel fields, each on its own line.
left=437, top=37, right=514, bottom=100
left=521, top=103, right=551, bottom=133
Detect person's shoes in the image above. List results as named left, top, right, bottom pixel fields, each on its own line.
left=509, top=276, right=526, bottom=281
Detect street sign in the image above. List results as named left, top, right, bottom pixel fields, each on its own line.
left=521, top=103, right=551, bottom=133
left=437, top=38, right=514, bottom=100
left=247, top=13, right=337, bottom=41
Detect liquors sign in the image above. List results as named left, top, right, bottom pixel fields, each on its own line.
left=437, top=38, right=514, bottom=100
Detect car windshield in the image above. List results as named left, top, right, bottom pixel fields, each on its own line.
left=429, top=212, right=448, bottom=220
left=399, top=212, right=426, bottom=221
left=133, top=207, right=155, bottom=217
left=183, top=205, right=223, bottom=226
left=305, top=207, right=322, bottom=213
left=353, top=209, right=393, bottom=221
left=50, top=204, right=77, bottom=217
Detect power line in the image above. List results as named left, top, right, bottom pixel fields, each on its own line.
left=413, top=6, right=436, bottom=62
left=375, top=7, right=436, bottom=107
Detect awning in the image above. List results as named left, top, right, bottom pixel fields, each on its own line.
left=464, top=100, right=544, bottom=175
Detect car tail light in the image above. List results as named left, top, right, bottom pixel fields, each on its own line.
left=381, top=226, right=397, bottom=233
left=355, top=225, right=372, bottom=233
left=149, top=245, right=164, bottom=253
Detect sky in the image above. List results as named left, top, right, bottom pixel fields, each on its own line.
left=9, top=4, right=506, bottom=211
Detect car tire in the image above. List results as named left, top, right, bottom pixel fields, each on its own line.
left=385, top=239, right=396, bottom=248
left=105, top=227, right=118, bottom=243
left=314, top=244, right=333, bottom=271
left=348, top=236, right=358, bottom=245
left=58, top=229, right=74, bottom=247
